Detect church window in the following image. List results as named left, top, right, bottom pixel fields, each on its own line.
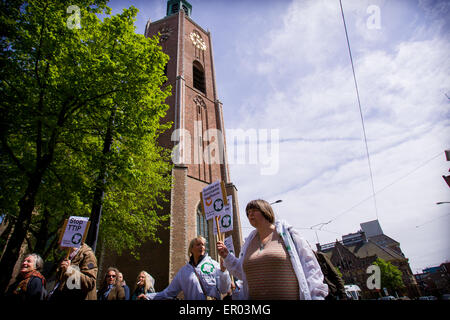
left=164, top=63, right=168, bottom=78
left=193, top=61, right=206, bottom=94
left=197, top=204, right=209, bottom=253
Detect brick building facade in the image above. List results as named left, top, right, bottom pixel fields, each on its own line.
left=99, top=1, right=243, bottom=291
left=415, top=262, right=450, bottom=298
left=317, top=220, right=421, bottom=298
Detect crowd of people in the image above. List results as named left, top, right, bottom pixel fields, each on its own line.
left=3, top=199, right=341, bottom=301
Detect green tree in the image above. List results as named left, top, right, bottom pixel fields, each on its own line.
left=373, top=258, right=405, bottom=295
left=0, top=0, right=172, bottom=291
left=335, top=266, right=343, bottom=279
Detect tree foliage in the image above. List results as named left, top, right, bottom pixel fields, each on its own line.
left=373, top=258, right=405, bottom=294
left=0, top=0, right=173, bottom=288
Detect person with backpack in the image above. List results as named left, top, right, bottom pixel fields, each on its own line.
left=217, top=199, right=328, bottom=300
left=5, top=253, right=47, bottom=301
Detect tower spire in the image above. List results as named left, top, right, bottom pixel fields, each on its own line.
left=166, top=0, right=192, bottom=17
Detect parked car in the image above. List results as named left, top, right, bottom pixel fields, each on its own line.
left=397, top=296, right=411, bottom=300
left=441, top=294, right=450, bottom=300
left=344, top=284, right=362, bottom=300
left=378, top=296, right=397, bottom=300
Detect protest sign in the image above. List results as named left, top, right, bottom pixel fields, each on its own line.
left=224, top=235, right=236, bottom=257
left=213, top=195, right=233, bottom=235
left=200, top=180, right=228, bottom=220
left=59, top=216, right=90, bottom=249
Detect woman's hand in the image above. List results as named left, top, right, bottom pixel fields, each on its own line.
left=137, top=293, right=148, bottom=300
left=216, top=241, right=229, bottom=259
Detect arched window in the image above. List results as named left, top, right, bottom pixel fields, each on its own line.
left=163, top=63, right=168, bottom=79
left=196, top=204, right=209, bottom=253
left=193, top=61, right=206, bottom=94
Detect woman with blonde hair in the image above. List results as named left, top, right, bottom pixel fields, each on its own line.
left=144, top=236, right=230, bottom=300
left=132, top=271, right=155, bottom=300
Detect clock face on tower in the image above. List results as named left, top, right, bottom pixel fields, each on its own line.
left=190, top=31, right=207, bottom=51
left=159, top=26, right=173, bottom=42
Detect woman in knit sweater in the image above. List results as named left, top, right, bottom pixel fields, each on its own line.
left=217, top=199, right=328, bottom=300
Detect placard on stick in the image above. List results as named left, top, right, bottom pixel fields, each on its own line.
left=213, top=195, right=233, bottom=236
left=200, top=180, right=228, bottom=220
left=59, top=216, right=90, bottom=249
left=224, top=235, right=236, bottom=257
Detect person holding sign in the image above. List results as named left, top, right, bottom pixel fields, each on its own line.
left=216, top=199, right=328, bottom=300
left=48, top=216, right=97, bottom=300
left=145, top=236, right=230, bottom=300
left=48, top=243, right=98, bottom=300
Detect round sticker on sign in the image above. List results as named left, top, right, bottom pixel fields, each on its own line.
left=71, top=233, right=82, bottom=245
left=221, top=215, right=232, bottom=228
left=213, top=199, right=223, bottom=212
left=201, top=262, right=215, bottom=275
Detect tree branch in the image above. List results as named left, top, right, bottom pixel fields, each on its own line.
left=0, top=136, right=30, bottom=177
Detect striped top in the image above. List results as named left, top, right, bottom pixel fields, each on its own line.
left=243, top=230, right=299, bottom=300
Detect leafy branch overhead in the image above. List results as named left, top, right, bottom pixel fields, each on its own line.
left=0, top=0, right=173, bottom=286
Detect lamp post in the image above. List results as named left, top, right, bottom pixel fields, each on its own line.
left=270, top=200, right=282, bottom=205
left=436, top=202, right=450, bottom=205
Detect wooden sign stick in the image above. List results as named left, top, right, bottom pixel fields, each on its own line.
left=215, top=215, right=223, bottom=242
left=65, top=247, right=73, bottom=260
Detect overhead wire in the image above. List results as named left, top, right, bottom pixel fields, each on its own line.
left=329, top=151, right=443, bottom=222
left=339, top=0, right=379, bottom=221
left=416, top=213, right=450, bottom=228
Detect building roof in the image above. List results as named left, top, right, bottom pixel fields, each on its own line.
left=360, top=220, right=383, bottom=238
left=368, top=234, right=400, bottom=246
left=346, top=239, right=406, bottom=261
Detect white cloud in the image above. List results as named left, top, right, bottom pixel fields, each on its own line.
left=224, top=0, right=450, bottom=272
left=114, top=0, right=450, bottom=272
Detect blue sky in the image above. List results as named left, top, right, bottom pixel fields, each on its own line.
left=107, top=0, right=449, bottom=274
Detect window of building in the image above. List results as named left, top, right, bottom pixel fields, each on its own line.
left=163, top=63, right=168, bottom=79
left=193, top=61, right=206, bottom=94
left=182, top=4, right=189, bottom=15
left=196, top=204, right=209, bottom=253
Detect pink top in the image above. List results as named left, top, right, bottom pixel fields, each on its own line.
left=243, top=230, right=299, bottom=300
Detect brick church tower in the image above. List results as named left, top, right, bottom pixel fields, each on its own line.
left=99, top=0, right=243, bottom=291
